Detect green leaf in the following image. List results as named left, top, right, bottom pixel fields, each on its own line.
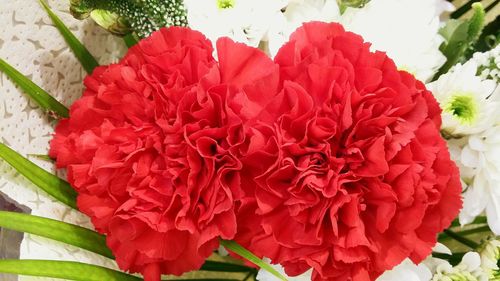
left=433, top=2, right=485, bottom=80
left=0, top=210, right=259, bottom=274
left=0, top=58, right=69, bottom=118
left=0, top=142, right=77, bottom=209
left=0, top=260, right=140, bottom=281
left=220, top=240, right=288, bottom=281
left=0, top=211, right=113, bottom=258
left=123, top=33, right=140, bottom=48
left=39, top=0, right=99, bottom=74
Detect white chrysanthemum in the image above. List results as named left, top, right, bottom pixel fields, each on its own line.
left=427, top=252, right=488, bottom=281
left=265, top=0, right=341, bottom=56
left=479, top=238, right=500, bottom=280
left=340, top=0, right=451, bottom=81
left=427, top=60, right=498, bottom=136
left=377, top=259, right=432, bottom=281
left=256, top=258, right=312, bottom=281
left=448, top=125, right=500, bottom=234
left=184, top=0, right=288, bottom=47
left=470, top=45, right=500, bottom=83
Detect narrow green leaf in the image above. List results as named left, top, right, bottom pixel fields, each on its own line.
left=0, top=211, right=113, bottom=258
left=220, top=240, right=288, bottom=281
left=0, top=142, right=77, bottom=209
left=0, top=58, right=69, bottom=118
left=0, top=260, right=140, bottom=281
left=0, top=210, right=259, bottom=274
left=39, top=0, right=99, bottom=74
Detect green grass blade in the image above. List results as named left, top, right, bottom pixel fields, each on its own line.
left=39, top=0, right=99, bottom=74
left=0, top=211, right=113, bottom=258
left=0, top=142, right=77, bottom=209
left=220, top=240, right=288, bottom=281
left=0, top=260, right=140, bottom=281
left=0, top=58, right=69, bottom=118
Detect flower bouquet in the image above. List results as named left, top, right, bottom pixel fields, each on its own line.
left=0, top=0, right=499, bottom=281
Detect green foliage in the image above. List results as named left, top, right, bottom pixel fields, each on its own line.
left=40, top=0, right=99, bottom=73
left=0, top=142, right=77, bottom=209
left=0, top=260, right=141, bottom=281
left=0, top=211, right=113, bottom=258
left=337, top=0, right=370, bottom=13
left=433, top=2, right=486, bottom=80
left=0, top=211, right=261, bottom=274
left=0, top=58, right=69, bottom=118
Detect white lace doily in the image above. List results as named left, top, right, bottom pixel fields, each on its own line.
left=0, top=1, right=127, bottom=280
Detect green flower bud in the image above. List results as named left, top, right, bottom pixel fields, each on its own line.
left=68, top=0, right=188, bottom=37
left=90, top=10, right=131, bottom=35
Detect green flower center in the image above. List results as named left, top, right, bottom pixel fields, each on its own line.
left=444, top=93, right=478, bottom=125
left=217, top=0, right=235, bottom=9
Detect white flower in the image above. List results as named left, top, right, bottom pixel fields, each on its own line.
left=449, top=125, right=500, bottom=234
left=469, top=45, right=500, bottom=83
left=427, top=60, right=498, bottom=136
left=265, top=0, right=341, bottom=56
left=479, top=238, right=500, bottom=280
left=256, top=258, right=312, bottom=281
left=427, top=252, right=488, bottom=281
left=376, top=259, right=432, bottom=281
left=184, top=0, right=288, bottom=47
left=340, top=0, right=450, bottom=81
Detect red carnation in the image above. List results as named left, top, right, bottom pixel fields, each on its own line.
left=49, top=27, right=278, bottom=280
left=234, top=22, right=462, bottom=281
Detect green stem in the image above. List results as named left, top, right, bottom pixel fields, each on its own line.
left=450, top=216, right=487, bottom=227
left=432, top=252, right=466, bottom=266
left=242, top=271, right=256, bottom=281
left=443, top=229, right=480, bottom=249
left=439, top=225, right=491, bottom=241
